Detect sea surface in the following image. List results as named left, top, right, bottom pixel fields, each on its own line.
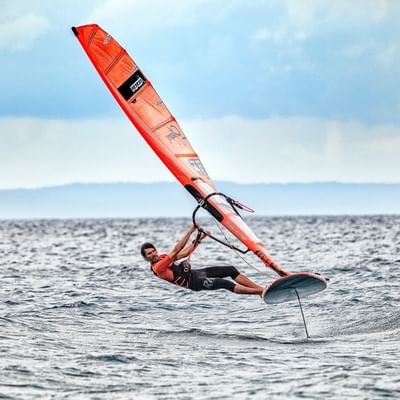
left=0, top=216, right=399, bottom=399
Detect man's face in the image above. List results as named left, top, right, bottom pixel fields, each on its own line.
left=144, top=247, right=158, bottom=263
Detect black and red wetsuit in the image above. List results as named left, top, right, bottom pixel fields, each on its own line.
left=151, top=254, right=239, bottom=292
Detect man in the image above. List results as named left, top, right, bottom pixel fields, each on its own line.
left=141, top=224, right=264, bottom=296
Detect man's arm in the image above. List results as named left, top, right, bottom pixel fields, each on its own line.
left=175, top=231, right=208, bottom=260
left=168, top=225, right=197, bottom=260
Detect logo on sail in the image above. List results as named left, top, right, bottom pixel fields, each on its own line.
left=118, top=70, right=147, bottom=100
left=189, top=158, right=208, bottom=177
left=103, top=34, right=111, bottom=45
left=130, top=76, right=144, bottom=93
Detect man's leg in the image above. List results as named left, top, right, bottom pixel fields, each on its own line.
left=233, top=284, right=263, bottom=295
left=200, top=277, right=263, bottom=296
left=200, top=266, right=264, bottom=290
left=234, top=273, right=263, bottom=290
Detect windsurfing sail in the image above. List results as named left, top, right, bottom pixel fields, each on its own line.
left=72, top=24, right=287, bottom=276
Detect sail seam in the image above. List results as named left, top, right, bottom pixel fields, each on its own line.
left=152, top=117, right=175, bottom=131
left=87, top=27, right=98, bottom=46
left=105, top=49, right=126, bottom=76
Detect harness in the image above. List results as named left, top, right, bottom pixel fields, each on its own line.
left=151, top=259, right=192, bottom=288
left=171, top=260, right=192, bottom=287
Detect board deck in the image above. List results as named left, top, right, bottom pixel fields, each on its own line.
left=263, top=272, right=328, bottom=304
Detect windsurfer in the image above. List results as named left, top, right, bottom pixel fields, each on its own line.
left=141, top=225, right=264, bottom=296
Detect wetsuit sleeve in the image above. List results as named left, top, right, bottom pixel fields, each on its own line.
left=152, top=254, right=173, bottom=275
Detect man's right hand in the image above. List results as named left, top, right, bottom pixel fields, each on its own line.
left=199, top=231, right=210, bottom=242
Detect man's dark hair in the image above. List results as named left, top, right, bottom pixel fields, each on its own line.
left=141, top=242, right=156, bottom=259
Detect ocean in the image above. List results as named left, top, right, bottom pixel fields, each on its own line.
left=0, top=216, right=399, bottom=399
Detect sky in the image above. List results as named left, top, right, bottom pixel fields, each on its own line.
left=1, top=0, right=399, bottom=189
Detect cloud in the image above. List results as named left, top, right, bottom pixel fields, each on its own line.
left=0, top=117, right=171, bottom=189
left=284, top=0, right=390, bottom=32
left=252, top=26, right=307, bottom=45
left=183, top=116, right=400, bottom=183
left=0, top=115, right=399, bottom=189
left=87, top=0, right=232, bottom=36
left=375, top=44, right=399, bottom=68
left=342, top=40, right=376, bottom=59
left=253, top=0, right=394, bottom=46
left=0, top=14, right=49, bottom=51
left=342, top=40, right=399, bottom=70
left=365, top=135, right=400, bottom=155
left=249, top=0, right=400, bottom=120
left=325, top=125, right=342, bottom=163
left=0, top=1, right=396, bottom=125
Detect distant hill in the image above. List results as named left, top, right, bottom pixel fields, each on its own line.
left=0, top=182, right=399, bottom=219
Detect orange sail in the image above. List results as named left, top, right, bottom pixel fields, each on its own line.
left=72, top=24, right=287, bottom=276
